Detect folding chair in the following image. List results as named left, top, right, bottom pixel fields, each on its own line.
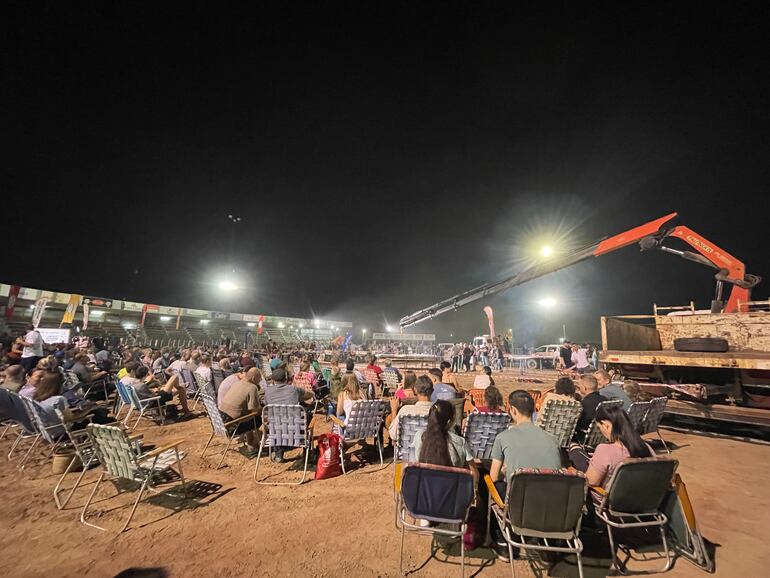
left=200, top=392, right=260, bottom=469
left=0, top=388, right=34, bottom=453
left=487, top=468, right=587, bottom=578
left=536, top=398, right=582, bottom=447
left=330, top=399, right=386, bottom=474
left=639, top=397, right=670, bottom=453
left=52, top=408, right=104, bottom=509
left=467, top=388, right=486, bottom=409
left=18, top=396, right=67, bottom=471
left=463, top=411, right=511, bottom=460
left=363, top=369, right=380, bottom=398
left=192, top=371, right=214, bottom=410
left=179, top=368, right=199, bottom=407
left=591, top=457, right=679, bottom=574
left=627, top=400, right=651, bottom=434
left=113, top=379, right=133, bottom=421
left=580, top=399, right=624, bottom=452
left=211, top=367, right=226, bottom=392
left=122, top=382, right=165, bottom=431
left=397, top=463, right=475, bottom=577
left=662, top=473, right=714, bottom=572
left=254, top=404, right=313, bottom=485
left=393, top=415, right=429, bottom=527
left=81, top=423, right=186, bottom=533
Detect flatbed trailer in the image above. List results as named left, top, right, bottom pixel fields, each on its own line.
left=599, top=304, right=770, bottom=428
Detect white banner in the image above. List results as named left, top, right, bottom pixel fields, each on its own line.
left=372, top=332, right=435, bottom=342
left=37, top=327, right=71, bottom=344
left=32, top=298, right=48, bottom=328
left=82, top=303, right=90, bottom=331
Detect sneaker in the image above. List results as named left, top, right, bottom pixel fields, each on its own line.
left=494, top=545, right=510, bottom=562
left=239, top=446, right=259, bottom=459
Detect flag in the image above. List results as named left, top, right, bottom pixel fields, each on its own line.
left=60, top=293, right=82, bottom=326
left=140, top=303, right=148, bottom=327
left=82, top=303, right=90, bottom=331
left=257, top=315, right=265, bottom=334
left=5, top=285, right=20, bottom=319
left=175, top=307, right=182, bottom=330
left=483, top=305, right=495, bottom=337
left=32, top=298, right=48, bottom=329
left=341, top=332, right=353, bottom=352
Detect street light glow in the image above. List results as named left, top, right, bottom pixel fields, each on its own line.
left=218, top=280, right=239, bottom=291
left=540, top=245, right=554, bottom=257
left=538, top=297, right=557, bottom=308
left=386, top=325, right=393, bottom=332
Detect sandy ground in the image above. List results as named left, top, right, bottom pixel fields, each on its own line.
left=1, top=369, right=769, bottom=578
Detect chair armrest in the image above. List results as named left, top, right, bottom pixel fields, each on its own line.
left=128, top=434, right=144, bottom=442
left=329, top=415, right=346, bottom=428
left=224, top=411, right=261, bottom=427
left=141, top=439, right=185, bottom=459
left=485, top=474, right=504, bottom=508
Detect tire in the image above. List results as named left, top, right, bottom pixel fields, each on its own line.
left=673, top=337, right=729, bottom=353
left=526, top=359, right=539, bottom=370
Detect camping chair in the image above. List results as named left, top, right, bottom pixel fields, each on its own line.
left=393, top=415, right=429, bottom=527
left=0, top=388, right=34, bottom=456
left=179, top=369, right=200, bottom=408
left=627, top=400, right=651, bottom=433
left=211, top=367, right=226, bottom=392
left=580, top=399, right=624, bottom=452
left=81, top=423, right=186, bottom=533
left=536, top=398, right=582, bottom=447
left=81, top=375, right=111, bottom=401
left=200, top=392, right=260, bottom=469
left=330, top=399, right=386, bottom=474
left=639, top=397, right=670, bottom=453
left=591, top=457, right=679, bottom=574
left=122, top=382, right=165, bottom=431
left=463, top=411, right=511, bottom=460
left=254, top=404, right=313, bottom=485
left=397, top=463, right=476, bottom=577
left=192, top=371, right=214, bottom=410
left=527, top=389, right=543, bottom=409
left=18, top=395, right=67, bottom=471
left=661, top=473, right=714, bottom=572
left=113, top=379, right=134, bottom=421
left=487, top=468, right=587, bottom=578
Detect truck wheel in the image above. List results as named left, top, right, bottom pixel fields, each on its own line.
left=673, top=337, right=729, bottom=353
left=526, top=359, right=538, bottom=370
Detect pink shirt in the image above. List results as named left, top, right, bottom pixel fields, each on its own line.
left=590, top=442, right=654, bottom=487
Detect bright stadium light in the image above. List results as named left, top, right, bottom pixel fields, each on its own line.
left=200, top=320, right=210, bottom=325
left=218, top=280, right=239, bottom=291
left=299, top=323, right=304, bottom=328
left=540, top=245, right=554, bottom=257
left=538, top=297, right=557, bottom=308
left=278, top=322, right=285, bottom=328
left=160, top=316, right=171, bottom=322
left=386, top=325, right=393, bottom=332
left=247, top=322, right=256, bottom=327
left=91, top=310, right=104, bottom=317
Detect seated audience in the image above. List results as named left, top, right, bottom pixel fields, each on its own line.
left=388, top=375, right=433, bottom=442
left=336, top=373, right=368, bottom=425
left=389, top=370, right=417, bottom=423
left=570, top=402, right=655, bottom=487
left=1, top=365, right=26, bottom=393
left=219, top=365, right=263, bottom=456
left=473, top=385, right=505, bottom=413
left=382, top=359, right=403, bottom=383
left=594, top=369, right=632, bottom=409
left=263, top=367, right=315, bottom=463
left=125, top=365, right=191, bottom=416
left=575, top=374, right=604, bottom=440
left=439, top=361, right=460, bottom=390
left=427, top=367, right=457, bottom=402
left=413, top=399, right=478, bottom=480
left=19, top=368, right=45, bottom=398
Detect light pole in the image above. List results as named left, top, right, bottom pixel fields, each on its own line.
left=362, top=328, right=367, bottom=343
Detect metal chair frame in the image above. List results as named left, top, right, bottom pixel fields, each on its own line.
left=254, top=404, right=313, bottom=485
left=122, top=382, right=165, bottom=431
left=462, top=411, right=511, bottom=460
left=199, top=392, right=260, bottom=469
left=335, top=399, right=386, bottom=474
left=580, top=399, right=624, bottom=452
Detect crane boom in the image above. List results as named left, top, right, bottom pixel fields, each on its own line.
left=399, top=212, right=759, bottom=328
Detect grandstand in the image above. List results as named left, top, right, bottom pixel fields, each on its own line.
left=0, top=283, right=351, bottom=347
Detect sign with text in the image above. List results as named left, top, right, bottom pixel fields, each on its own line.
left=37, top=327, right=71, bottom=344
left=372, top=333, right=435, bottom=341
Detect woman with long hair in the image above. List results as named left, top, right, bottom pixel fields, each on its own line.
left=473, top=385, right=504, bottom=413
left=579, top=402, right=654, bottom=487
left=414, top=400, right=478, bottom=481
left=337, top=372, right=367, bottom=425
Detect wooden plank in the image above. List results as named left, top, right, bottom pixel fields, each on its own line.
left=600, top=349, right=770, bottom=370
left=665, top=399, right=770, bottom=427
left=604, top=317, right=661, bottom=351
left=655, top=311, right=770, bottom=351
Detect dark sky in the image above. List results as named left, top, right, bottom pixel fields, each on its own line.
left=3, top=3, right=769, bottom=343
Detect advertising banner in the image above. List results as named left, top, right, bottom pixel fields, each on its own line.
left=37, top=327, right=71, bottom=344
left=483, top=305, right=496, bottom=338
left=5, top=285, right=19, bottom=319
left=82, top=303, right=90, bottom=331
left=32, top=298, right=48, bottom=328
left=60, top=294, right=82, bottom=326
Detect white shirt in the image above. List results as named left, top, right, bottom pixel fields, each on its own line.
left=169, top=359, right=187, bottom=373
left=571, top=348, right=590, bottom=369
left=22, top=330, right=44, bottom=358
left=196, top=365, right=212, bottom=382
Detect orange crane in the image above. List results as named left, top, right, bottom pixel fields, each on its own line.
left=399, top=212, right=761, bottom=327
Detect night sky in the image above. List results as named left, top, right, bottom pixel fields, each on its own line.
left=4, top=3, right=769, bottom=344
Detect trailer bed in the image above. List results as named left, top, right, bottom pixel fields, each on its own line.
left=601, top=349, right=770, bottom=370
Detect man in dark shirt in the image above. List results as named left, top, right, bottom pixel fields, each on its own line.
left=263, top=367, right=314, bottom=462
left=559, top=341, right=573, bottom=369
left=575, top=374, right=603, bottom=439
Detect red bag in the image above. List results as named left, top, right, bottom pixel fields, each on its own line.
left=314, top=433, right=342, bottom=480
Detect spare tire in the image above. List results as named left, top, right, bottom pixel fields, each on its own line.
left=674, top=337, right=729, bottom=353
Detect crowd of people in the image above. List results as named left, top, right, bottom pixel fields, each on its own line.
left=0, top=323, right=666, bottom=565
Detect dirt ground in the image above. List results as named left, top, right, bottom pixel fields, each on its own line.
left=1, top=368, right=769, bottom=578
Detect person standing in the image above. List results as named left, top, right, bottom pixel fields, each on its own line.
left=19, top=325, right=44, bottom=373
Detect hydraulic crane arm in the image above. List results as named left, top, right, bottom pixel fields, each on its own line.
left=399, top=212, right=760, bottom=328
